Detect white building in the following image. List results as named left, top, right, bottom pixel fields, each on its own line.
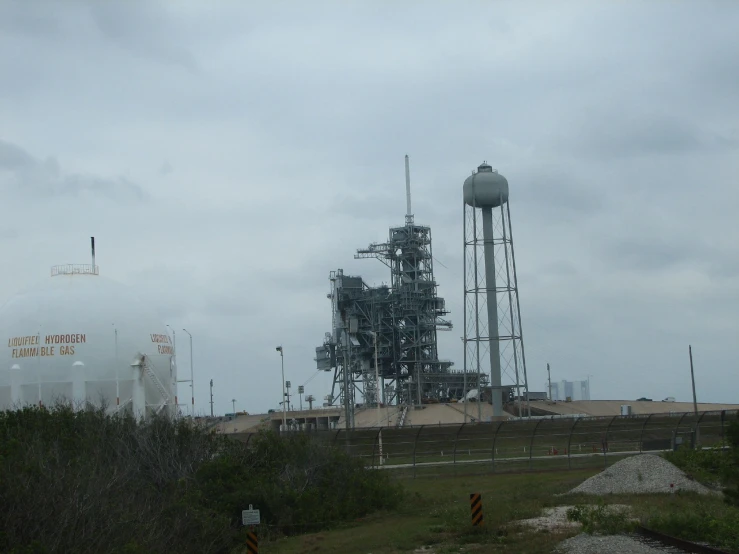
left=549, top=380, right=590, bottom=401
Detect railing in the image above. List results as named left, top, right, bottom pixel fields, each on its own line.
left=51, top=264, right=99, bottom=276
left=138, top=355, right=171, bottom=415
left=230, top=410, right=738, bottom=478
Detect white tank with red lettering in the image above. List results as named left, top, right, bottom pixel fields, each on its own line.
left=0, top=264, right=178, bottom=418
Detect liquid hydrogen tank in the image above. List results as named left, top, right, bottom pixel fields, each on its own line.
left=0, top=263, right=177, bottom=418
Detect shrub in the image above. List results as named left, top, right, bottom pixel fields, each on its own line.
left=0, top=404, right=403, bottom=553
left=566, top=502, right=636, bottom=535
left=648, top=502, right=739, bottom=552
left=664, top=413, right=739, bottom=507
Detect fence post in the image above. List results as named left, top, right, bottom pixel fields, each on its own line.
left=603, top=416, right=617, bottom=468
left=452, top=423, right=465, bottom=473
left=673, top=412, right=690, bottom=451
left=566, top=417, right=581, bottom=470
left=695, top=410, right=708, bottom=448
left=638, top=413, right=653, bottom=453
left=528, top=419, right=544, bottom=470
left=371, top=427, right=382, bottom=467
left=412, top=425, right=424, bottom=479
left=490, top=420, right=505, bottom=472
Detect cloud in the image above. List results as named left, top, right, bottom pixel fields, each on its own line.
left=159, top=161, right=173, bottom=176
left=87, top=2, right=198, bottom=72
left=1, top=1, right=738, bottom=414
left=553, top=111, right=736, bottom=159
left=0, top=139, right=146, bottom=201
left=0, top=228, right=19, bottom=240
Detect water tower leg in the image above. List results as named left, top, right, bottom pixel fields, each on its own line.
left=481, top=207, right=502, bottom=417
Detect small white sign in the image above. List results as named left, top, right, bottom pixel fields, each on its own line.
left=242, top=504, right=260, bottom=526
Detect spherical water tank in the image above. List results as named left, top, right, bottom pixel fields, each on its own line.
left=463, top=162, right=509, bottom=208
left=0, top=265, right=177, bottom=417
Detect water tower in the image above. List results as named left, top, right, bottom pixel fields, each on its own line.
left=463, top=163, right=530, bottom=419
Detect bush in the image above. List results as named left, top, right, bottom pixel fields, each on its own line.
left=0, top=404, right=403, bottom=553
left=648, top=502, right=739, bottom=552
left=665, top=413, right=739, bottom=507
left=665, top=446, right=733, bottom=486
left=566, top=501, right=636, bottom=535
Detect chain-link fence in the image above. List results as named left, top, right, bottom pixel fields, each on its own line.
left=232, top=410, right=737, bottom=478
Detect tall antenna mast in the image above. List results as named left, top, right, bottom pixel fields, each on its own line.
left=405, top=154, right=413, bottom=225
left=91, top=237, right=96, bottom=269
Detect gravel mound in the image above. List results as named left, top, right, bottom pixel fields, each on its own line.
left=569, top=454, right=716, bottom=495
left=555, top=534, right=684, bottom=553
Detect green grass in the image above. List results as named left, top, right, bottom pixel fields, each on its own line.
left=259, top=457, right=739, bottom=554
left=260, top=469, right=597, bottom=553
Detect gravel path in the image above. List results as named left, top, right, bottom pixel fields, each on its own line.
left=555, top=534, right=685, bottom=553
left=568, top=454, right=717, bottom=495
left=514, top=504, right=630, bottom=531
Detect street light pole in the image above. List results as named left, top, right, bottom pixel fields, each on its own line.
left=232, top=398, right=236, bottom=414
left=183, top=329, right=194, bottom=417
left=276, top=346, right=287, bottom=430
left=209, top=379, right=214, bottom=417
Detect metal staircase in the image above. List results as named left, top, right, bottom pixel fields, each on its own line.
left=396, top=405, right=408, bottom=428
left=139, top=354, right=171, bottom=414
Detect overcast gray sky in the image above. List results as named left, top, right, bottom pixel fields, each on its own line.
left=1, top=0, right=737, bottom=414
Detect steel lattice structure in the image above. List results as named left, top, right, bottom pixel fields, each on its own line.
left=463, top=163, right=530, bottom=420
left=315, top=157, right=487, bottom=427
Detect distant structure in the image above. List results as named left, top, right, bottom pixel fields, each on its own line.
left=463, top=163, right=530, bottom=419
left=550, top=380, right=591, bottom=402
left=315, top=156, right=486, bottom=428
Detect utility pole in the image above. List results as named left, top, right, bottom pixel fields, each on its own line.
left=209, top=379, right=214, bottom=417
left=689, top=345, right=698, bottom=416
left=547, top=362, right=552, bottom=402
left=182, top=329, right=194, bottom=417
left=276, top=346, right=286, bottom=429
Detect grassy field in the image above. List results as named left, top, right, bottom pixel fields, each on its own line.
left=257, top=464, right=737, bottom=554
left=259, top=468, right=590, bottom=554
